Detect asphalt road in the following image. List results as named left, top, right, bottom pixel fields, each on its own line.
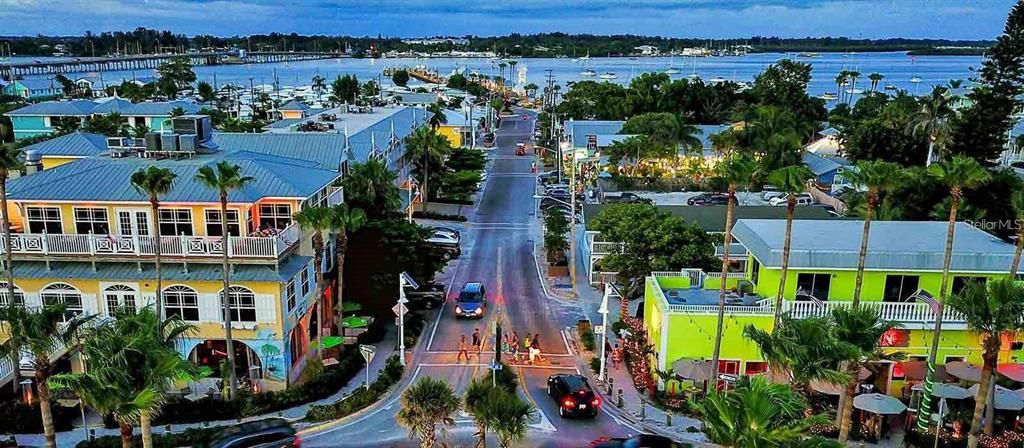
left=300, top=114, right=635, bottom=447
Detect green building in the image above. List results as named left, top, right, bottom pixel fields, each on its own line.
left=643, top=219, right=1023, bottom=397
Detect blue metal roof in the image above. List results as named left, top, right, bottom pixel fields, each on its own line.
left=21, top=132, right=108, bottom=158
left=802, top=151, right=843, bottom=176
left=11, top=261, right=290, bottom=282
left=5, top=99, right=96, bottom=116
left=6, top=151, right=339, bottom=204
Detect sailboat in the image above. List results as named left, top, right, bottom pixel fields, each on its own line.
left=664, top=55, right=681, bottom=74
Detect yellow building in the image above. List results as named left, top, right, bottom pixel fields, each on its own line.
left=0, top=117, right=349, bottom=389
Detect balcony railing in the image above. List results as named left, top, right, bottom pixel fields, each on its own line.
left=1, top=223, right=300, bottom=260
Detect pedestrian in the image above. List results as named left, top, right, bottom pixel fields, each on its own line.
left=471, top=328, right=482, bottom=355
left=457, top=334, right=469, bottom=362
left=612, top=343, right=623, bottom=370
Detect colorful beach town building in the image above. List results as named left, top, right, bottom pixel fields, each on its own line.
left=643, top=219, right=1024, bottom=397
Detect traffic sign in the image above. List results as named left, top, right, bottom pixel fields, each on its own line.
left=392, top=303, right=409, bottom=316
left=359, top=344, right=376, bottom=364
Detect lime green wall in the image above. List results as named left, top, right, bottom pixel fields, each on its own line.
left=747, top=255, right=1001, bottom=301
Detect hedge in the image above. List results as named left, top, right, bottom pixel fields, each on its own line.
left=305, top=355, right=404, bottom=422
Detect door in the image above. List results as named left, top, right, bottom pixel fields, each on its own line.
left=116, top=209, right=152, bottom=236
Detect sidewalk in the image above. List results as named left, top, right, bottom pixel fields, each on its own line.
left=13, top=329, right=398, bottom=448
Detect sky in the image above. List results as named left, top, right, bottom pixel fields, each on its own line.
left=0, top=0, right=1010, bottom=40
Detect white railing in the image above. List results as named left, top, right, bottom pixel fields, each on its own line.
left=1, top=223, right=300, bottom=260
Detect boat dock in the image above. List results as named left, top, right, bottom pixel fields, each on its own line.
left=1, top=51, right=340, bottom=80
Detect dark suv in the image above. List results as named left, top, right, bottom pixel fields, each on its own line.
left=206, top=418, right=299, bottom=448
left=547, top=374, right=600, bottom=418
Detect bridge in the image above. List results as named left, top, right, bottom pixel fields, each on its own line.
left=1, top=51, right=341, bottom=80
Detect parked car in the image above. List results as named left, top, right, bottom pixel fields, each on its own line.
left=547, top=374, right=600, bottom=418
left=591, top=434, right=691, bottom=448
left=454, top=282, right=487, bottom=318
left=768, top=192, right=814, bottom=206
left=427, top=233, right=461, bottom=257
left=207, top=418, right=299, bottom=448
left=603, top=192, right=652, bottom=204
left=686, top=193, right=733, bottom=206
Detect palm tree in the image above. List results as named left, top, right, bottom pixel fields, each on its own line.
left=489, top=390, right=534, bottom=448
left=695, top=375, right=840, bottom=448
left=868, top=73, right=884, bottom=93
left=195, top=161, right=253, bottom=400
left=766, top=165, right=815, bottom=326
left=831, top=307, right=900, bottom=443
left=426, top=102, right=447, bottom=130
left=329, top=204, right=366, bottom=340
left=846, top=70, right=861, bottom=104
left=294, top=206, right=333, bottom=362
left=846, top=161, right=906, bottom=306
left=129, top=167, right=178, bottom=316
left=0, top=304, right=94, bottom=448
left=908, top=86, right=955, bottom=166
left=945, top=278, right=1024, bottom=447
left=743, top=315, right=851, bottom=397
left=341, top=160, right=402, bottom=218
left=1009, top=190, right=1024, bottom=276
left=51, top=307, right=203, bottom=448
left=0, top=144, right=22, bottom=320
left=464, top=377, right=496, bottom=447
left=404, top=127, right=451, bottom=205
left=917, top=156, right=991, bottom=431
left=397, top=376, right=461, bottom=448
left=710, top=155, right=757, bottom=381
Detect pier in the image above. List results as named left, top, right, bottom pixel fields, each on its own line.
left=1, top=51, right=340, bottom=81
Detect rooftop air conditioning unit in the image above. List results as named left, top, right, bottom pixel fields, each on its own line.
left=144, top=133, right=162, bottom=152
left=178, top=134, right=199, bottom=152
left=161, top=134, right=180, bottom=152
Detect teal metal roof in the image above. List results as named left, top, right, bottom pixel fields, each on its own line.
left=6, top=151, right=339, bottom=203
left=732, top=219, right=1019, bottom=273
left=5, top=99, right=96, bottom=116
left=11, top=261, right=291, bottom=282
left=21, top=132, right=107, bottom=157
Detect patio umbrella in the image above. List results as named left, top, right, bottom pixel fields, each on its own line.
left=341, top=315, right=370, bottom=328
left=340, top=302, right=363, bottom=313
left=911, top=382, right=973, bottom=400
left=998, top=363, right=1024, bottom=382
left=853, top=393, right=908, bottom=415
left=945, top=361, right=982, bottom=382
left=968, top=384, right=1024, bottom=411
left=671, top=358, right=715, bottom=381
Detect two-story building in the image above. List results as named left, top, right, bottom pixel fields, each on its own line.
left=643, top=219, right=1024, bottom=397
left=4, top=98, right=200, bottom=140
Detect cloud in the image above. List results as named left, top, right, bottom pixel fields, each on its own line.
left=0, top=0, right=1009, bottom=39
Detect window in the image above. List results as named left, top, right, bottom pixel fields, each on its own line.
left=883, top=275, right=920, bottom=302
left=301, top=266, right=311, bottom=296
left=796, top=273, right=831, bottom=301
left=285, top=279, right=296, bottom=312
left=158, top=209, right=193, bottom=236
left=104, top=284, right=137, bottom=315
left=205, top=209, right=241, bottom=237
left=26, top=206, right=63, bottom=234
left=952, top=276, right=987, bottom=296
left=744, top=361, right=769, bottom=376
left=223, top=286, right=257, bottom=323
left=258, top=204, right=292, bottom=230
left=0, top=283, right=25, bottom=306
left=40, top=283, right=83, bottom=322
left=164, top=285, right=199, bottom=321
left=74, top=207, right=110, bottom=234
left=750, top=257, right=761, bottom=286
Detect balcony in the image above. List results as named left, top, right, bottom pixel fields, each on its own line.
left=0, top=222, right=300, bottom=263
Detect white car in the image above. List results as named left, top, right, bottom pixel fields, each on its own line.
left=769, top=193, right=814, bottom=206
